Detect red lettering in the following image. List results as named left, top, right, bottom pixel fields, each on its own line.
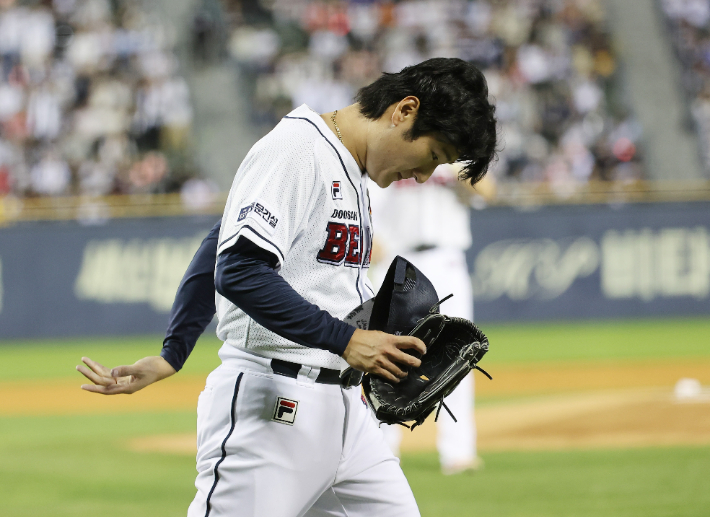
left=345, top=225, right=360, bottom=266
left=317, top=222, right=349, bottom=265
left=362, top=227, right=372, bottom=267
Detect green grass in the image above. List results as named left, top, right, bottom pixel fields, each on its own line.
left=480, top=316, right=710, bottom=364
left=1, top=317, right=709, bottom=516
left=1, top=316, right=708, bottom=382
left=0, top=411, right=707, bottom=517
left=0, top=413, right=198, bottom=517
left=0, top=334, right=223, bottom=381
left=404, top=448, right=710, bottom=517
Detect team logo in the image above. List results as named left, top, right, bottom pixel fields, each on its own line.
left=272, top=397, right=298, bottom=425
left=237, top=205, right=251, bottom=222
left=332, top=181, right=343, bottom=200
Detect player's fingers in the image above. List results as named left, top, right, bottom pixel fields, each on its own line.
left=76, top=364, right=113, bottom=386
left=390, top=349, right=422, bottom=369
left=394, top=336, right=426, bottom=356
left=81, top=357, right=110, bottom=375
left=80, top=383, right=131, bottom=395
left=86, top=377, right=144, bottom=394
left=110, top=365, right=136, bottom=379
left=379, top=358, right=407, bottom=380
left=373, top=367, right=400, bottom=384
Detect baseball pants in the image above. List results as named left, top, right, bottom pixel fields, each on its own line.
left=187, top=345, right=420, bottom=517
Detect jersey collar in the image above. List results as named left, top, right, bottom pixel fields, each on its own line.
left=287, top=104, right=364, bottom=182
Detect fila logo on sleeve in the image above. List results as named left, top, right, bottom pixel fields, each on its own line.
left=331, top=181, right=343, bottom=200
left=272, top=397, right=298, bottom=425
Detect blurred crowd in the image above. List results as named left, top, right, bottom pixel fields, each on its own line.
left=0, top=0, right=196, bottom=199
left=661, top=0, right=710, bottom=174
left=224, top=0, right=645, bottom=191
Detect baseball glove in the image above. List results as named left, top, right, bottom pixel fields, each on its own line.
left=342, top=255, right=491, bottom=430
left=363, top=300, right=491, bottom=430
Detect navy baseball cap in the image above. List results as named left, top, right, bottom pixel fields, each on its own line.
left=344, top=256, right=439, bottom=335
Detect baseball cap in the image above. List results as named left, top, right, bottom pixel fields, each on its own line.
left=344, top=256, right=440, bottom=335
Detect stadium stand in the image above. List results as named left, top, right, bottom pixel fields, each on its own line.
left=660, top=0, right=710, bottom=174
left=225, top=0, right=645, bottom=195
left=0, top=0, right=197, bottom=198
left=7, top=0, right=710, bottom=218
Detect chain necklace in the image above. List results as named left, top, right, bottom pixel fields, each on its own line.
left=331, top=110, right=344, bottom=144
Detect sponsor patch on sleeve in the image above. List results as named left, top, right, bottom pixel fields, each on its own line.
left=235, top=200, right=279, bottom=236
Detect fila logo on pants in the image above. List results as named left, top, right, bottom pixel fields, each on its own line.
left=272, top=397, right=298, bottom=425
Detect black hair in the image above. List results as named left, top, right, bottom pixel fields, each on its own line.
left=355, top=58, right=497, bottom=185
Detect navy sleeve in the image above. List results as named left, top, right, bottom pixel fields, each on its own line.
left=160, top=220, right=221, bottom=372
left=215, top=237, right=356, bottom=356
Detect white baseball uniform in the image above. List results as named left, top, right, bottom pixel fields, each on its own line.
left=368, top=163, right=478, bottom=470
left=187, top=105, right=419, bottom=517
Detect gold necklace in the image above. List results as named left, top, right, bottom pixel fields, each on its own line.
left=331, top=110, right=344, bottom=144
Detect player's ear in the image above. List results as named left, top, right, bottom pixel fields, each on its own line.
left=392, top=96, right=420, bottom=126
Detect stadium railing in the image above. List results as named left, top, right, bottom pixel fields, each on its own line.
left=1, top=181, right=710, bottom=225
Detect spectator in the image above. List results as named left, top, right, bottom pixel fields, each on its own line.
left=0, top=0, right=198, bottom=199
left=225, top=0, right=645, bottom=194
left=661, top=0, right=710, bottom=174
left=30, top=147, right=70, bottom=196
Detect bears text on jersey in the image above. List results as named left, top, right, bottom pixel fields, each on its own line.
left=317, top=222, right=372, bottom=268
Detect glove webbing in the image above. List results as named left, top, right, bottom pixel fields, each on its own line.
left=435, top=399, right=457, bottom=423
left=429, top=297, right=493, bottom=384
left=429, top=293, right=454, bottom=314
left=474, top=365, right=493, bottom=380
left=429, top=365, right=492, bottom=426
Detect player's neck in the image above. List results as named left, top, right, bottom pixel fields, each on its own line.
left=321, top=105, right=368, bottom=173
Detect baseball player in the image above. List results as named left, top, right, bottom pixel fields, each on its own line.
left=369, top=162, right=482, bottom=475
left=76, top=57, right=497, bottom=516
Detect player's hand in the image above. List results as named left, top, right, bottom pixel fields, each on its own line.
left=342, top=329, right=426, bottom=383
left=76, top=355, right=177, bottom=395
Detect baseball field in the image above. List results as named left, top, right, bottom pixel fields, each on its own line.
left=1, top=317, right=709, bottom=517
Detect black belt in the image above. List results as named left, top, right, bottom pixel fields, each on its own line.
left=271, top=359, right=346, bottom=386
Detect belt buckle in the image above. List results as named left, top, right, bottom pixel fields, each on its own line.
left=339, top=368, right=364, bottom=388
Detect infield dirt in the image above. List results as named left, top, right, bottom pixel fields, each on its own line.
left=3, top=358, right=710, bottom=453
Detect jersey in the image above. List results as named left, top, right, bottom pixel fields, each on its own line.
left=368, top=163, right=471, bottom=253
left=216, top=104, right=374, bottom=370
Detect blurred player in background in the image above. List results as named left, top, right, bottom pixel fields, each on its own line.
left=369, top=162, right=483, bottom=475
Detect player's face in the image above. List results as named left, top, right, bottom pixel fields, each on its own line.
left=367, top=133, right=459, bottom=188
left=365, top=99, right=459, bottom=188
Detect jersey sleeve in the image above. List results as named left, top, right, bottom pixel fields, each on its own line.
left=215, top=237, right=356, bottom=356
left=217, top=132, right=317, bottom=265
left=160, top=219, right=221, bottom=371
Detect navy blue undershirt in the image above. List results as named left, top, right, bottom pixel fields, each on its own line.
left=160, top=220, right=356, bottom=371
left=160, top=221, right=220, bottom=371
